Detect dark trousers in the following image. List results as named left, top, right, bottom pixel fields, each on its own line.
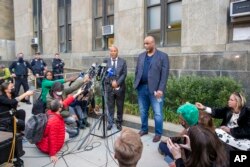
left=0, top=109, right=26, bottom=132
left=15, top=76, right=29, bottom=96
left=106, top=88, right=125, bottom=125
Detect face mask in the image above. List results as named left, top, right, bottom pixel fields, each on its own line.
left=56, top=91, right=63, bottom=96
left=11, top=88, right=15, bottom=94
left=18, top=57, right=24, bottom=62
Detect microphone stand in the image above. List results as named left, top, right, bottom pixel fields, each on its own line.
left=77, top=66, right=120, bottom=150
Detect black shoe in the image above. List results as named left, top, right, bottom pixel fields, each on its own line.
left=83, top=118, right=90, bottom=127
left=107, top=124, right=112, bottom=131
left=116, top=123, right=122, bottom=131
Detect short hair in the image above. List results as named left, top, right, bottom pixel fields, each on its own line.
left=50, top=99, right=61, bottom=112
left=114, top=128, right=143, bottom=167
left=177, top=103, right=199, bottom=126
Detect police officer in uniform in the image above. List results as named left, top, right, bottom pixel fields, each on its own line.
left=9, top=52, right=34, bottom=104
left=31, top=52, right=47, bottom=88
left=52, top=53, right=65, bottom=80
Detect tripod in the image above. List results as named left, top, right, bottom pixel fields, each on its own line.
left=77, top=74, right=120, bottom=150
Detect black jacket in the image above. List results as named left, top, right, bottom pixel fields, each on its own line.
left=211, top=106, right=250, bottom=139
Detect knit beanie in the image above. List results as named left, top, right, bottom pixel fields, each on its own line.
left=177, top=103, right=199, bottom=126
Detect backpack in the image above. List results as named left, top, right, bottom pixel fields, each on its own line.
left=32, top=98, right=46, bottom=115
left=24, top=113, right=48, bottom=144
left=32, top=91, right=46, bottom=115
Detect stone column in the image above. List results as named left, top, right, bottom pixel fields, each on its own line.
left=13, top=0, right=33, bottom=58
left=0, top=0, right=15, bottom=60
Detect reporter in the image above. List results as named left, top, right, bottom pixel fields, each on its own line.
left=0, top=81, right=33, bottom=131
left=41, top=71, right=76, bottom=103
left=114, top=128, right=143, bottom=167
left=167, top=125, right=228, bottom=167
left=196, top=92, right=250, bottom=150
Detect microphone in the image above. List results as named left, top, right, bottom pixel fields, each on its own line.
left=96, top=60, right=108, bottom=80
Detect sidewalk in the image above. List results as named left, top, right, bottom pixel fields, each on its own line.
left=18, top=100, right=183, bottom=167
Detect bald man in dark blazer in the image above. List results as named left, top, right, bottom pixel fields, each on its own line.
left=104, top=46, right=127, bottom=131
left=134, top=36, right=169, bottom=142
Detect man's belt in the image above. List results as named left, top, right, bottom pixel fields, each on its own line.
left=16, top=75, right=27, bottom=78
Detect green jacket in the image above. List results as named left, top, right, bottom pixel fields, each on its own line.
left=41, top=78, right=65, bottom=103
left=0, top=68, right=11, bottom=81
left=46, top=79, right=84, bottom=117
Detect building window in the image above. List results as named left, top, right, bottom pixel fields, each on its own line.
left=146, top=0, right=182, bottom=47
left=33, top=0, right=42, bottom=52
left=93, top=0, right=114, bottom=50
left=229, top=0, right=250, bottom=42
left=58, top=0, right=71, bottom=53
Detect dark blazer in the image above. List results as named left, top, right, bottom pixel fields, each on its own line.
left=211, top=106, right=250, bottom=139
left=134, top=49, right=169, bottom=94
left=105, top=57, right=127, bottom=92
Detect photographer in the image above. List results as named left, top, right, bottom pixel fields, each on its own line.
left=166, top=125, right=228, bottom=167
left=104, top=46, right=127, bottom=131
left=0, top=81, right=33, bottom=132
left=158, top=103, right=199, bottom=167
left=46, top=75, right=89, bottom=138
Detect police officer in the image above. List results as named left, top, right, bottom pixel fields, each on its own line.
left=31, top=52, right=47, bottom=88
left=9, top=52, right=34, bottom=104
left=52, top=53, right=65, bottom=80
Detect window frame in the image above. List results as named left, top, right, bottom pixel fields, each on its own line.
left=33, top=0, right=43, bottom=53
left=92, top=0, right=114, bottom=51
left=145, top=0, right=182, bottom=47
left=58, top=0, right=71, bottom=53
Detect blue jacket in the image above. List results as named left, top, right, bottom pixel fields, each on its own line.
left=134, top=49, right=169, bottom=94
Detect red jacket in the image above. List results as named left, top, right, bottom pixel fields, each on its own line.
left=36, top=110, right=65, bottom=156
left=36, top=95, right=75, bottom=156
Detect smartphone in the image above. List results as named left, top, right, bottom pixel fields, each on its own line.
left=170, top=136, right=186, bottom=144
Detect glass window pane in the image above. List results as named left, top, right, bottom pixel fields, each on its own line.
left=67, top=0, right=71, bottom=23
left=59, top=26, right=65, bottom=42
left=95, top=38, right=102, bottom=49
left=148, top=32, right=161, bottom=46
left=95, top=0, right=103, bottom=17
left=147, top=0, right=160, bottom=6
left=107, top=0, right=114, bottom=15
left=58, top=2, right=65, bottom=26
left=107, top=16, right=114, bottom=25
left=68, top=24, right=71, bottom=40
left=95, top=19, right=102, bottom=37
left=165, top=30, right=181, bottom=45
left=167, top=1, right=182, bottom=29
left=60, top=43, right=66, bottom=52
left=67, top=41, right=72, bottom=52
left=148, top=6, right=161, bottom=30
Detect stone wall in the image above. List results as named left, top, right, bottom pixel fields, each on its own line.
left=0, top=0, right=15, bottom=60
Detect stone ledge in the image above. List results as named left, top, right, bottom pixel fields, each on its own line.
left=122, top=114, right=183, bottom=137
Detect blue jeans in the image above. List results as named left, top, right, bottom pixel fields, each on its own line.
left=137, top=84, right=164, bottom=135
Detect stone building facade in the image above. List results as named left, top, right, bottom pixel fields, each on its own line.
left=0, top=0, right=15, bottom=60
left=5, top=0, right=250, bottom=97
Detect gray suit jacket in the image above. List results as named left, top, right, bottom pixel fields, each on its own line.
left=134, top=49, right=169, bottom=94
left=104, top=57, right=127, bottom=91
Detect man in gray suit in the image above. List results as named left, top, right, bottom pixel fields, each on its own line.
left=105, top=46, right=127, bottom=131
left=134, top=36, right=169, bottom=142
